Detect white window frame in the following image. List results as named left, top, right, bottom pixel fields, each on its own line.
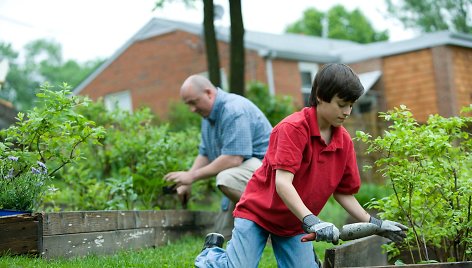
left=298, top=62, right=319, bottom=106
left=104, top=90, right=133, bottom=113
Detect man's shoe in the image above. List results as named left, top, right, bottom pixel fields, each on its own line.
left=202, top=233, right=225, bottom=250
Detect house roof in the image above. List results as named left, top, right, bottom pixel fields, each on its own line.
left=74, top=18, right=472, bottom=95
left=338, top=31, right=472, bottom=63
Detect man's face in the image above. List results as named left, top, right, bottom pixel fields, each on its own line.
left=181, top=88, right=213, bottom=118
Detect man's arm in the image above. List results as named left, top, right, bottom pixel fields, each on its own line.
left=164, top=154, right=243, bottom=186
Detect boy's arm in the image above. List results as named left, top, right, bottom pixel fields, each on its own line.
left=275, top=169, right=339, bottom=243
left=274, top=169, right=311, bottom=220
left=334, top=192, right=408, bottom=243
left=333, top=192, right=371, bottom=222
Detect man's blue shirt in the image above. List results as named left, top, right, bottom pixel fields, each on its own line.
left=199, top=89, right=272, bottom=162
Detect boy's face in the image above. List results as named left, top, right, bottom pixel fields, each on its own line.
left=317, top=95, right=353, bottom=128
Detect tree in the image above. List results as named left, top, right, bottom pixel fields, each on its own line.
left=202, top=0, right=222, bottom=88
left=155, top=0, right=247, bottom=95
left=385, top=0, right=472, bottom=34
left=228, top=0, right=245, bottom=95
left=286, top=5, right=389, bottom=43
left=0, top=39, right=102, bottom=111
left=155, top=0, right=222, bottom=88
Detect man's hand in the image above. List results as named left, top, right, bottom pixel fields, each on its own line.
left=370, top=216, right=408, bottom=243
left=176, top=185, right=191, bottom=207
left=164, top=171, right=194, bottom=187
left=301, top=214, right=339, bottom=244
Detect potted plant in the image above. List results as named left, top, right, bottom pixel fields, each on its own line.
left=356, top=105, right=472, bottom=264
left=0, top=84, right=104, bottom=214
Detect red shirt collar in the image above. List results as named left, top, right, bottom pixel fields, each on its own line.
left=304, top=107, right=344, bottom=150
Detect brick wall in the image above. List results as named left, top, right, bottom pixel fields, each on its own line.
left=382, top=49, right=438, bottom=122
left=452, top=47, right=472, bottom=113
left=79, top=31, right=280, bottom=119
left=272, top=59, right=303, bottom=107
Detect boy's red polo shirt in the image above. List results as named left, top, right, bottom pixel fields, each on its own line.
left=234, top=107, right=360, bottom=237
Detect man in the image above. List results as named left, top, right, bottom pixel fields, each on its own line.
left=164, top=74, right=272, bottom=238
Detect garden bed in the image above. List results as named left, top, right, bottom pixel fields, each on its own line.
left=0, top=210, right=216, bottom=259
left=324, top=235, right=472, bottom=268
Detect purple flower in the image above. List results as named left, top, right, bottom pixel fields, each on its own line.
left=5, top=168, right=13, bottom=179
left=31, top=167, right=41, bottom=174
left=8, top=156, right=18, bottom=161
left=37, top=161, right=47, bottom=173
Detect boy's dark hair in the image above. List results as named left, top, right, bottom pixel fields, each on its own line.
left=309, top=63, right=364, bottom=107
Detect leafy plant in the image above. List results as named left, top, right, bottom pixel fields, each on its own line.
left=356, top=105, right=472, bottom=263
left=246, top=81, right=295, bottom=126
left=0, top=156, right=49, bottom=211
left=49, top=101, right=205, bottom=211
left=0, top=83, right=105, bottom=211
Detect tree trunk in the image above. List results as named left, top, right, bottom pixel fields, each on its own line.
left=203, top=0, right=221, bottom=87
left=228, top=0, right=245, bottom=95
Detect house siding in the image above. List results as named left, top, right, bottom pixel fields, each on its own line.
left=272, top=59, right=303, bottom=107
left=382, top=49, right=438, bottom=122
left=452, top=46, right=472, bottom=113
left=79, top=30, right=279, bottom=118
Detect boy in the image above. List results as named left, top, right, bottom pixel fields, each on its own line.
left=195, top=63, right=407, bottom=268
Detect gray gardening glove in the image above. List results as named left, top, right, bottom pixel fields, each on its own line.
left=369, top=216, right=408, bottom=243
left=302, top=214, right=339, bottom=244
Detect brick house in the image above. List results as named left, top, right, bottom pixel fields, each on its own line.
left=74, top=18, right=472, bottom=123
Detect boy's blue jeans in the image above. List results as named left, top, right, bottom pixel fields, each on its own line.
left=195, top=217, right=319, bottom=268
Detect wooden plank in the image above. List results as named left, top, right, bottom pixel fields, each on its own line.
left=324, top=235, right=389, bottom=268
left=41, top=228, right=155, bottom=259
left=0, top=213, right=37, bottom=223
left=364, top=262, right=472, bottom=268
left=42, top=210, right=217, bottom=235
left=43, top=211, right=122, bottom=235
left=0, top=216, right=39, bottom=255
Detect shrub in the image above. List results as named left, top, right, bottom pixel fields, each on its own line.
left=47, top=101, right=205, bottom=211
left=356, top=105, right=472, bottom=263
left=0, top=83, right=104, bottom=211
left=246, top=81, right=295, bottom=126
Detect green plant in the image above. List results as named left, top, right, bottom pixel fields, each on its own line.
left=47, top=101, right=206, bottom=211
left=0, top=156, right=49, bottom=211
left=246, top=81, right=295, bottom=126
left=0, top=83, right=104, bottom=211
left=355, top=183, right=392, bottom=208
left=166, top=101, right=201, bottom=132
left=356, top=105, right=472, bottom=263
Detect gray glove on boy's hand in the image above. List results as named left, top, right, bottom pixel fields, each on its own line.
left=302, top=214, right=339, bottom=243
left=369, top=216, right=408, bottom=243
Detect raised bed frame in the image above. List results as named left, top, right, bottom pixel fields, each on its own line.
left=0, top=210, right=216, bottom=259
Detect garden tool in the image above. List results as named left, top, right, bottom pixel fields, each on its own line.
left=333, top=221, right=406, bottom=244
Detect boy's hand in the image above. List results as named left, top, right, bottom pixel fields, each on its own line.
left=301, top=214, right=339, bottom=244
left=369, top=216, right=408, bottom=243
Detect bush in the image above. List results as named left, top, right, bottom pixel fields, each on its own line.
left=246, top=81, right=295, bottom=126
left=0, top=84, right=104, bottom=211
left=356, top=105, right=472, bottom=263
left=46, top=100, right=206, bottom=211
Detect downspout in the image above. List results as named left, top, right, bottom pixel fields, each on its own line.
left=259, top=49, right=275, bottom=95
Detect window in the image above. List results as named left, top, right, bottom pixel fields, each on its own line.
left=298, top=63, right=318, bottom=106
left=104, top=90, right=132, bottom=113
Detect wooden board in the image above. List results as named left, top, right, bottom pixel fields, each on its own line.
left=42, top=227, right=156, bottom=259
left=324, top=235, right=389, bottom=268
left=0, top=214, right=40, bottom=255
left=43, top=210, right=216, bottom=235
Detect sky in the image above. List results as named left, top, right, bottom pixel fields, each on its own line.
left=0, top=0, right=416, bottom=63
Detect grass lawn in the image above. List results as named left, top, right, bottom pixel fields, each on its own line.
left=0, top=235, right=333, bottom=267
